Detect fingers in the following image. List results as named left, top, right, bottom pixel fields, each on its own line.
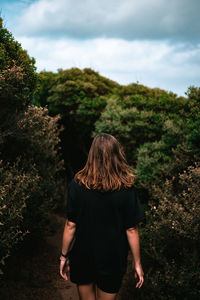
left=134, top=264, right=144, bottom=288
left=60, top=270, right=68, bottom=281
left=59, top=260, right=69, bottom=281
left=136, top=275, right=144, bottom=288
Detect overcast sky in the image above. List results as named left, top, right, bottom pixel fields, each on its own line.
left=1, top=0, right=200, bottom=96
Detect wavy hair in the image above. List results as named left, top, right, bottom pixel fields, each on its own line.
left=74, top=133, right=135, bottom=191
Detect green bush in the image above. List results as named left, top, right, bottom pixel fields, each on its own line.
left=16, top=105, right=64, bottom=234
left=0, top=159, right=39, bottom=274
left=34, top=68, right=119, bottom=175
left=0, top=106, right=64, bottom=273
left=117, top=83, right=189, bottom=116
left=93, top=97, right=165, bottom=165
left=121, top=164, right=200, bottom=299
left=0, top=18, right=64, bottom=273
left=0, top=17, right=37, bottom=125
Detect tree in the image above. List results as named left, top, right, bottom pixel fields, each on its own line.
left=0, top=17, right=37, bottom=126
left=34, top=68, right=119, bottom=176
left=0, top=18, right=64, bottom=273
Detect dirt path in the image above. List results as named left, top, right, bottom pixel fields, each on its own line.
left=45, top=214, right=80, bottom=300
left=0, top=212, right=129, bottom=299
left=0, top=213, right=79, bottom=300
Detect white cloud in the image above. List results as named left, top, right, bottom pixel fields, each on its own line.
left=2, top=0, right=198, bottom=97
left=17, top=35, right=200, bottom=96
left=14, top=0, right=200, bottom=42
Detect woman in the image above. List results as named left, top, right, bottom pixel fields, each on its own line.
left=60, top=133, right=145, bottom=300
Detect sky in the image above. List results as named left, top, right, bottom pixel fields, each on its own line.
left=1, top=0, right=200, bottom=96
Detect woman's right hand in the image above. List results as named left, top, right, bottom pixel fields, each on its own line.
left=134, top=263, right=144, bottom=288
left=60, top=258, right=70, bottom=281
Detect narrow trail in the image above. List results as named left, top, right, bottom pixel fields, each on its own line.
left=0, top=213, right=79, bottom=300
left=45, top=214, right=80, bottom=300
left=0, top=212, right=130, bottom=299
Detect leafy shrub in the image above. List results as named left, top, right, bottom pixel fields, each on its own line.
left=16, top=105, right=64, bottom=233
left=33, top=68, right=119, bottom=175
left=0, top=105, right=64, bottom=273
left=0, top=17, right=37, bottom=125
left=121, top=164, right=200, bottom=299
left=0, top=17, right=64, bottom=270
left=0, top=159, right=39, bottom=274
left=93, top=97, right=165, bottom=165
left=0, top=18, right=64, bottom=260
left=117, top=82, right=189, bottom=116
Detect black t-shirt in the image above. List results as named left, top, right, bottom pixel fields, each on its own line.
left=66, top=178, right=145, bottom=276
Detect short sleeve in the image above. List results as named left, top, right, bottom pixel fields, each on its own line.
left=66, top=179, right=77, bottom=223
left=122, top=188, right=145, bottom=230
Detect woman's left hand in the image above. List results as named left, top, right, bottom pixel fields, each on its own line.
left=60, top=258, right=70, bottom=280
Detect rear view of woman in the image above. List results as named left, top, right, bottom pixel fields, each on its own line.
left=60, top=133, right=145, bottom=300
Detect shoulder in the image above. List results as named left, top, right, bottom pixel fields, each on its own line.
left=69, top=177, right=82, bottom=190
left=67, top=178, right=82, bottom=200
left=71, top=178, right=93, bottom=191
left=122, top=185, right=139, bottom=204
left=123, top=184, right=137, bottom=194
left=67, top=178, right=77, bottom=191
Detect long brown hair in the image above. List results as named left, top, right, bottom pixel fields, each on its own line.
left=74, top=133, right=135, bottom=191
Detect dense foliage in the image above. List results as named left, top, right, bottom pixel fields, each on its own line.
left=0, top=18, right=64, bottom=273
left=0, top=17, right=37, bottom=126
left=94, top=85, right=200, bottom=188
left=121, top=163, right=200, bottom=299
left=144, top=164, right=200, bottom=299
left=34, top=68, right=119, bottom=175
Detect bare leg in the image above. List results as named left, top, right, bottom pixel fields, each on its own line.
left=77, top=282, right=96, bottom=300
left=96, top=286, right=117, bottom=300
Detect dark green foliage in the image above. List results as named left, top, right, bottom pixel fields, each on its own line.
left=0, top=106, right=64, bottom=274
left=34, top=68, right=119, bottom=176
left=0, top=19, right=64, bottom=273
left=0, top=159, right=39, bottom=272
left=93, top=85, right=200, bottom=190
left=0, top=17, right=37, bottom=124
left=34, top=67, right=118, bottom=116
left=93, top=97, right=165, bottom=164
left=120, top=165, right=200, bottom=300
left=117, top=83, right=189, bottom=116
left=139, top=165, right=200, bottom=300
left=15, top=106, right=64, bottom=234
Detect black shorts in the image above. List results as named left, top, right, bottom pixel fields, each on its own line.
left=69, top=267, right=125, bottom=294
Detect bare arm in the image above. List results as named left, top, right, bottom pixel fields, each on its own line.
left=60, top=219, right=76, bottom=280
left=126, top=225, right=144, bottom=288
left=61, top=219, right=76, bottom=255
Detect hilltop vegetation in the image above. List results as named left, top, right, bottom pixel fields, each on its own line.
left=0, top=17, right=64, bottom=272
left=33, top=67, right=119, bottom=173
